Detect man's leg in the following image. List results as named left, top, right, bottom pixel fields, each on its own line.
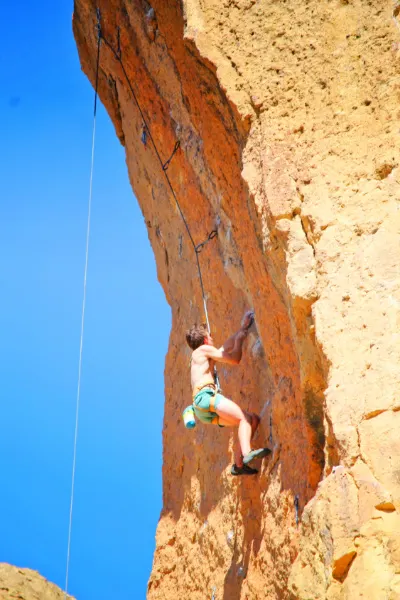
left=217, top=414, right=244, bottom=467
left=215, top=397, right=252, bottom=467
left=221, top=411, right=259, bottom=435
left=219, top=411, right=259, bottom=465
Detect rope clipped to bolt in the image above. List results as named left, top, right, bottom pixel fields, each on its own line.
left=96, top=10, right=220, bottom=387
left=97, top=11, right=217, bottom=335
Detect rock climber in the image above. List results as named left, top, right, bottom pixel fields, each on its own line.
left=186, top=310, right=270, bottom=476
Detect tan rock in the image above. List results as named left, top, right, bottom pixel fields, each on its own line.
left=0, top=564, right=73, bottom=600
left=289, top=468, right=359, bottom=598
left=351, top=459, right=394, bottom=523
left=359, top=411, right=400, bottom=510
left=341, top=513, right=400, bottom=600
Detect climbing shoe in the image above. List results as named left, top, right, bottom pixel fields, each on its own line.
left=231, top=463, right=258, bottom=476
left=243, top=448, right=271, bottom=465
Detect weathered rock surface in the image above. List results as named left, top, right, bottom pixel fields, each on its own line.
left=73, top=1, right=400, bottom=598
left=0, top=564, right=74, bottom=600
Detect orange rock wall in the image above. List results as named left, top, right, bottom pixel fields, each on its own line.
left=73, top=1, right=400, bottom=598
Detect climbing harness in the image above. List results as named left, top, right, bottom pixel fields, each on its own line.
left=64, top=9, right=102, bottom=600
left=192, top=382, right=219, bottom=417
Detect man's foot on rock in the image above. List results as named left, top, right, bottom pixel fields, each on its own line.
left=243, top=448, right=271, bottom=465
left=231, top=463, right=258, bottom=476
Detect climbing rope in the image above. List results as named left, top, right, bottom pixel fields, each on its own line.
left=65, top=12, right=221, bottom=590
left=98, top=10, right=220, bottom=386
left=64, top=10, right=102, bottom=599
left=98, top=20, right=217, bottom=335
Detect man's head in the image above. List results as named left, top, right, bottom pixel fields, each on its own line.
left=186, top=323, right=211, bottom=350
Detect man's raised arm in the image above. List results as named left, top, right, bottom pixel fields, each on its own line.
left=202, top=310, right=254, bottom=365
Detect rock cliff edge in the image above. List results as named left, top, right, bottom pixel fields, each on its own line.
left=73, top=1, right=400, bottom=598
left=0, top=564, right=74, bottom=600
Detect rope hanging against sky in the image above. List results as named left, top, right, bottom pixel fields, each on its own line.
left=64, top=11, right=221, bottom=594
left=63, top=11, right=102, bottom=600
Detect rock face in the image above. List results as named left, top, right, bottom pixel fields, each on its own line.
left=0, top=564, right=74, bottom=600
left=73, top=1, right=400, bottom=598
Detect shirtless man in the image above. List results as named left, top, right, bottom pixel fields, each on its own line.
left=186, top=310, right=270, bottom=476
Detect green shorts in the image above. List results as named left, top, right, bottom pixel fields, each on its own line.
left=193, top=386, right=225, bottom=427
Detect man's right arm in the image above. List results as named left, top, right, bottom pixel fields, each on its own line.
left=220, top=310, right=254, bottom=352
left=209, top=310, right=254, bottom=364
left=201, top=327, right=250, bottom=365
left=200, top=310, right=254, bottom=365
left=200, top=344, right=242, bottom=365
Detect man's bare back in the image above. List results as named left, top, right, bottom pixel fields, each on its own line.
left=190, top=350, right=215, bottom=391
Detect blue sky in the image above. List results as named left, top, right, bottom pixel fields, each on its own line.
left=0, top=2, right=170, bottom=598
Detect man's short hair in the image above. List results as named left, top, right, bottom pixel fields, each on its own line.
left=186, top=323, right=208, bottom=350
